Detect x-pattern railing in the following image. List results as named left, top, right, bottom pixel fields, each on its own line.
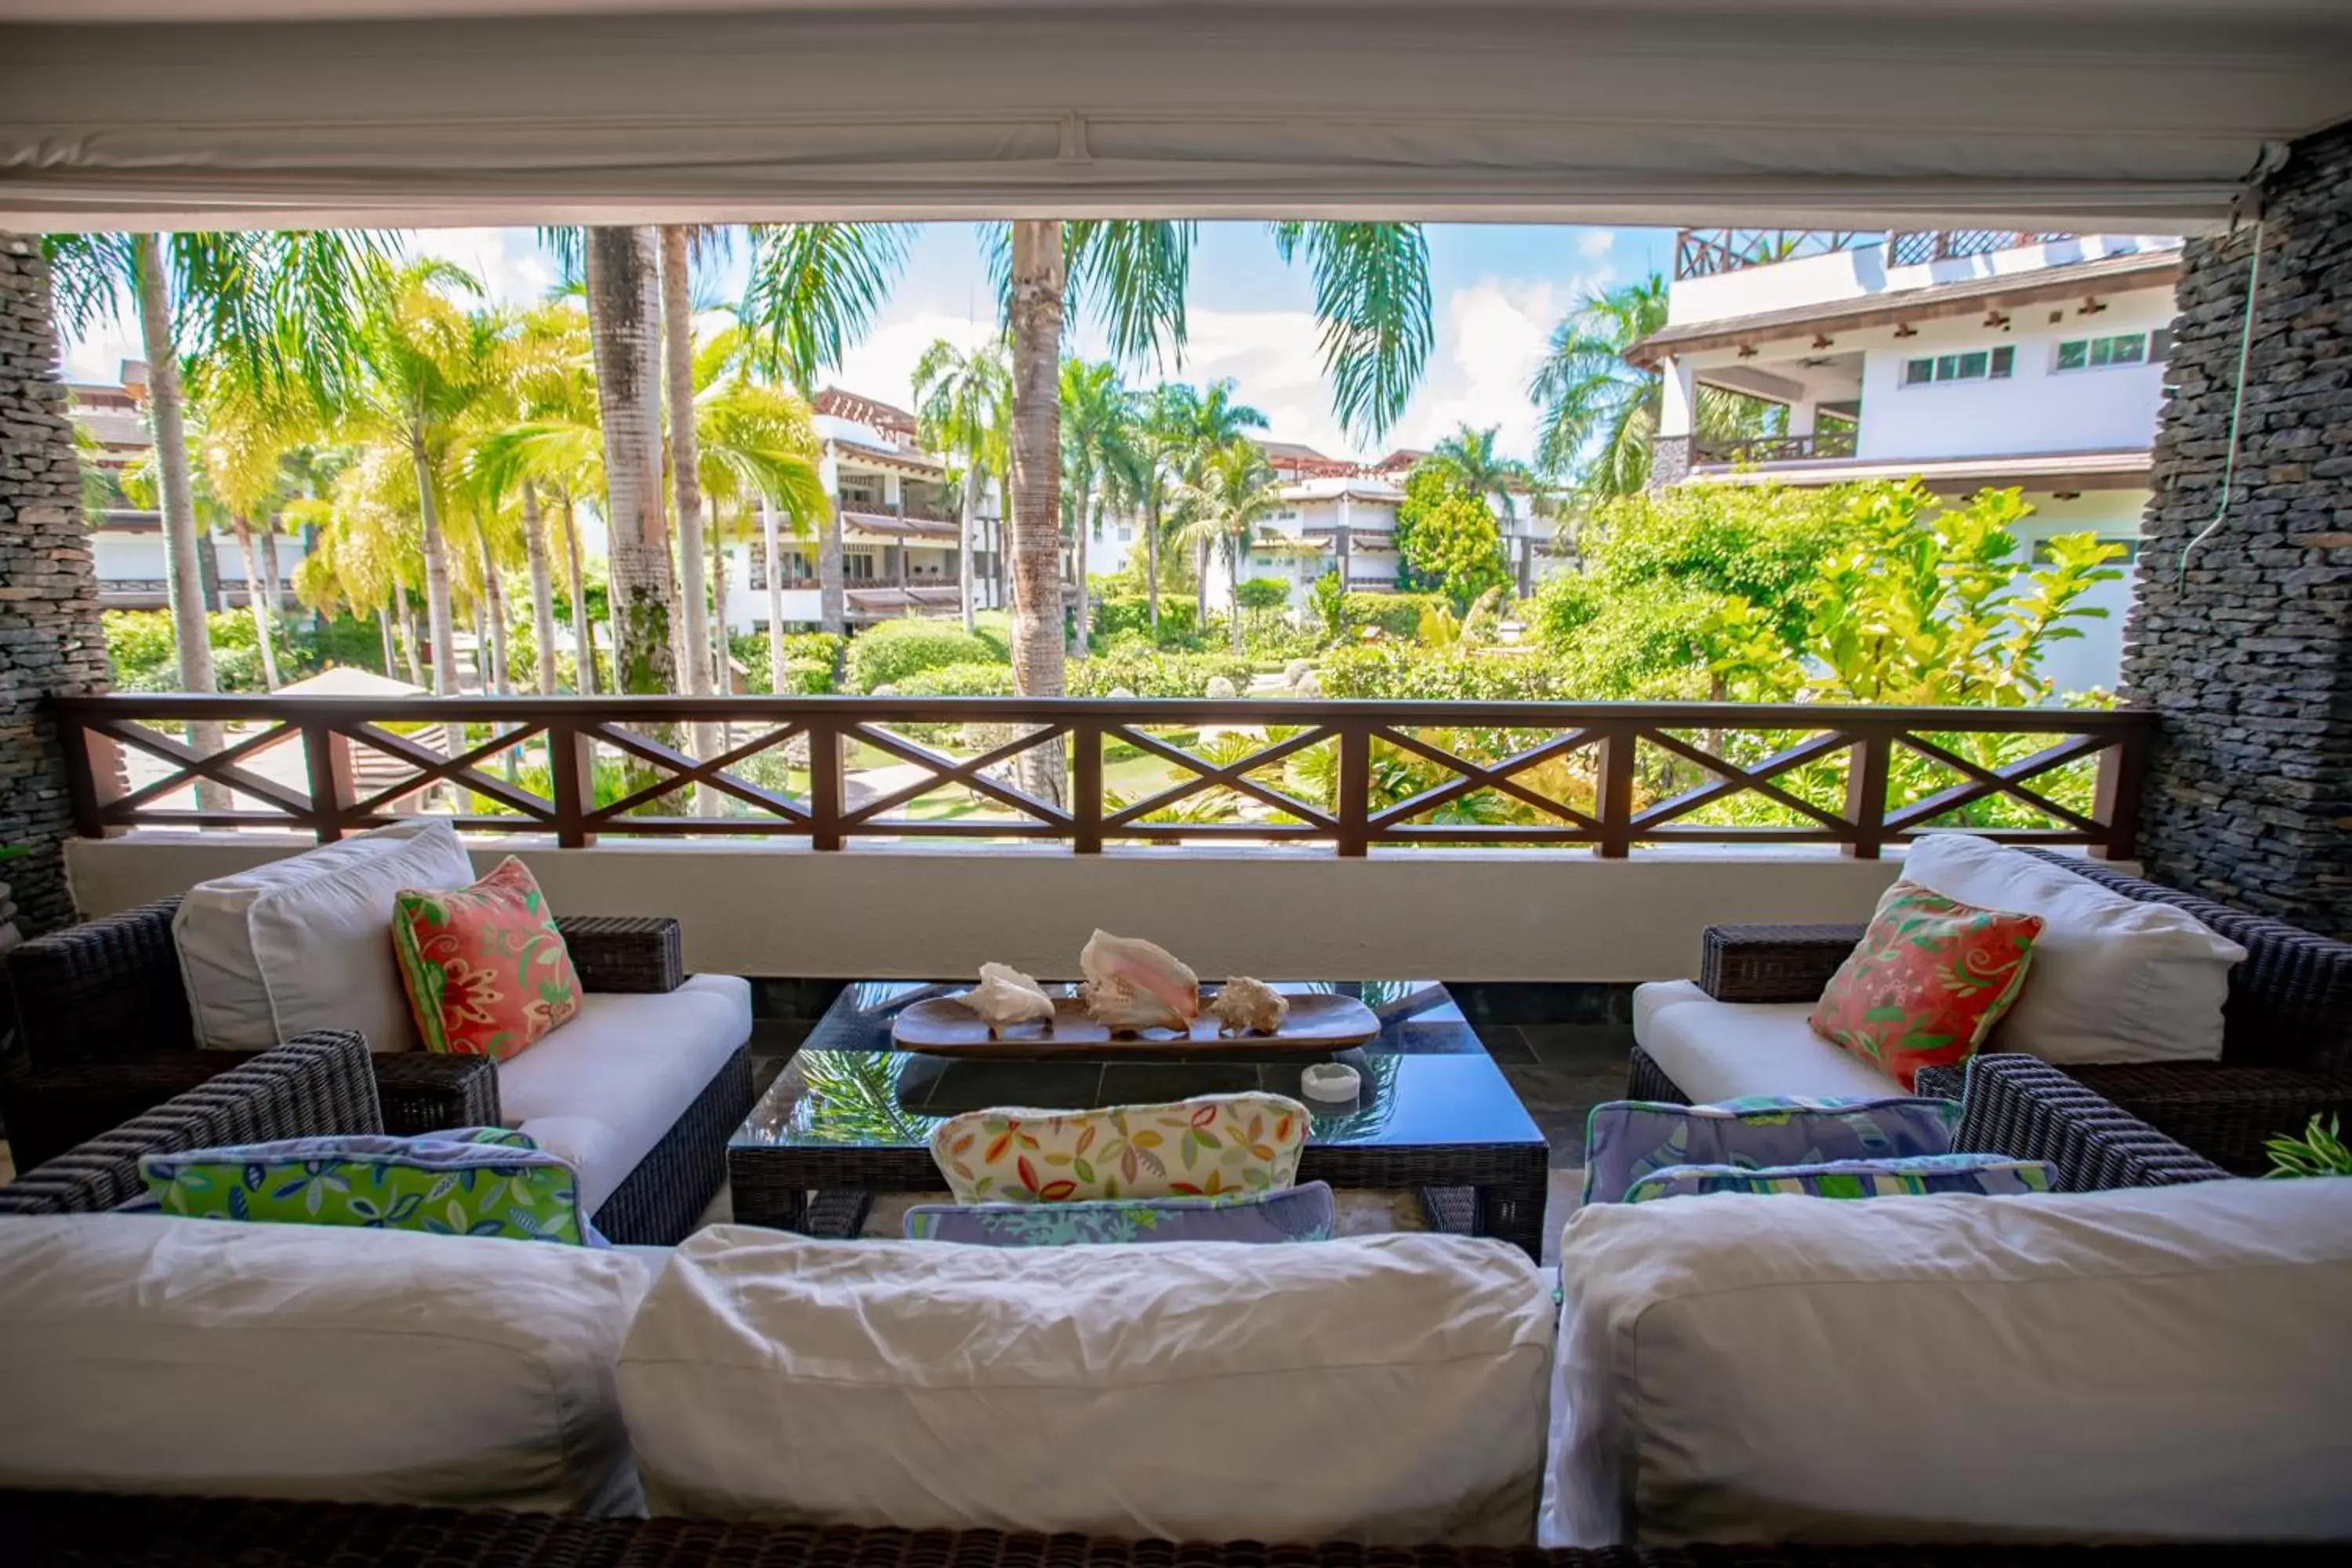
left=51, top=695, right=2153, bottom=860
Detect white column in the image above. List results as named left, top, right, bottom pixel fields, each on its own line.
left=1658, top=356, right=1697, bottom=440
left=1787, top=400, right=1818, bottom=438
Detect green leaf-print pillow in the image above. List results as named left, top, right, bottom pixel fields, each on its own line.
left=139, top=1132, right=601, bottom=1246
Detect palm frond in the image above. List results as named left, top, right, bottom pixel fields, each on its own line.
left=1065, top=220, right=1195, bottom=369
left=1279, top=222, right=1432, bottom=442
left=739, top=223, right=909, bottom=389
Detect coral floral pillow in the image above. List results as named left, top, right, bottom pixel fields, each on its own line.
left=1809, top=880, right=2044, bottom=1091
left=392, top=856, right=581, bottom=1060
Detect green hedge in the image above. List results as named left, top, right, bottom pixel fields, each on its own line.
left=845, top=626, right=1004, bottom=693
left=1318, top=643, right=1569, bottom=702
left=1067, top=649, right=1256, bottom=699
left=890, top=661, right=1019, bottom=698
left=1341, top=591, right=1448, bottom=640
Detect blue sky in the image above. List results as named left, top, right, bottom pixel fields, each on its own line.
left=59, top=223, right=1674, bottom=464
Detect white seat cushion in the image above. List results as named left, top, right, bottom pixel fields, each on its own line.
left=497, top=973, right=751, bottom=1214
left=1902, top=833, right=2246, bottom=1064
left=172, top=819, right=475, bottom=1053
left=620, top=1227, right=1554, bottom=1544
left=0, top=1214, right=652, bottom=1515
left=1545, top=1178, right=2352, bottom=1547
left=1632, top=979, right=1901, bottom=1102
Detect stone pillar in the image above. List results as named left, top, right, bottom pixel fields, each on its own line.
left=2119, top=121, right=2352, bottom=932
left=1649, top=355, right=1697, bottom=488
left=0, top=234, right=111, bottom=937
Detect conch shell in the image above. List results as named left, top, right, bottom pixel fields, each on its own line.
left=965, top=963, right=1055, bottom=1038
left=1078, top=929, right=1200, bottom=1036
left=1210, top=977, right=1289, bottom=1037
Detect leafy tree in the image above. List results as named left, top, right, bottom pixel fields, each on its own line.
left=1058, top=359, right=1145, bottom=657
left=913, top=336, right=1011, bottom=632
left=1528, top=273, right=1782, bottom=496
left=1394, top=468, right=1511, bottom=613
left=1174, top=441, right=1289, bottom=652
left=1234, top=577, right=1290, bottom=612
left=1425, top=424, right=1534, bottom=524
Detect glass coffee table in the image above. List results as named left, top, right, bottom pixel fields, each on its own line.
left=728, top=980, right=1549, bottom=1260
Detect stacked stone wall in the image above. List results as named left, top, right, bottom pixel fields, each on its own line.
left=0, top=234, right=110, bottom=938
left=2121, top=122, right=2352, bottom=931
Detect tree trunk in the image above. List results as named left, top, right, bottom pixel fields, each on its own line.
left=396, top=586, right=424, bottom=687
left=521, top=482, right=559, bottom=695
left=133, top=233, right=228, bottom=809
left=376, top=601, right=395, bottom=676
left=1071, top=494, right=1095, bottom=659
left=1007, top=220, right=1068, bottom=806
left=816, top=462, right=846, bottom=635
left=259, top=526, right=282, bottom=622
left=1145, top=488, right=1160, bottom=633
left=409, top=442, right=459, bottom=697
left=230, top=517, right=280, bottom=688
left=708, top=504, right=730, bottom=692
left=662, top=231, right=723, bottom=813
left=1229, top=535, right=1246, bottom=653
left=477, top=523, right=511, bottom=694
left=560, top=492, right=595, bottom=695
left=761, top=495, right=788, bottom=691
left=1196, top=537, right=1210, bottom=626
left=958, top=454, right=978, bottom=633
left=583, top=226, right=677, bottom=696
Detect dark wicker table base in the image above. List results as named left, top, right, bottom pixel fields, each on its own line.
left=731, top=1144, right=1551, bottom=1261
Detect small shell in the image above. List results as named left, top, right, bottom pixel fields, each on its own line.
left=966, top=963, right=1055, bottom=1037
left=1211, top=977, right=1290, bottom=1037
left=1078, top=930, right=1200, bottom=1036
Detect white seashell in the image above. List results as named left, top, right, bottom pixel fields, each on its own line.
left=1078, top=929, right=1200, bottom=1036
left=1210, top=977, right=1290, bottom=1037
left=965, top=963, right=1055, bottom=1038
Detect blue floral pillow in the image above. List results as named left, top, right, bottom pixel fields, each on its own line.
left=1623, top=1152, right=2058, bottom=1203
left=139, top=1130, right=602, bottom=1246
left=1583, top=1095, right=1962, bottom=1207
left=906, top=1180, right=1336, bottom=1246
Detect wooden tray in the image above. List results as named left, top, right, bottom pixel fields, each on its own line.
left=892, top=992, right=1381, bottom=1056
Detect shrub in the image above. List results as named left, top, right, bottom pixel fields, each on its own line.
left=1091, top=595, right=1206, bottom=651
left=1319, top=643, right=1569, bottom=702
left=778, top=657, right=836, bottom=695
left=890, top=661, right=1018, bottom=698
left=106, top=608, right=297, bottom=693
left=844, top=625, right=1004, bottom=693
left=1234, top=576, right=1290, bottom=612
left=1068, top=649, right=1255, bottom=699
left=969, top=611, right=1013, bottom=660
left=1341, top=591, right=1446, bottom=641
left=730, top=632, right=844, bottom=693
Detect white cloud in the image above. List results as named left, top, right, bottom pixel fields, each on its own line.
left=832, top=310, right=1004, bottom=411
left=410, top=227, right=560, bottom=307
left=1577, top=229, right=1617, bottom=258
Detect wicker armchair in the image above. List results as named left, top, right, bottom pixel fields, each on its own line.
left=1641, top=850, right=2352, bottom=1173
left=1, top=895, right=684, bottom=1176
left=0, top=1033, right=379, bottom=1216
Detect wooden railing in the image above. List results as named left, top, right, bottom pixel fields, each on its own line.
left=1693, top=430, right=1860, bottom=466
left=53, top=695, right=2153, bottom=860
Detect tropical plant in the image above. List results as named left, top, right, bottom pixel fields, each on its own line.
left=1393, top=467, right=1512, bottom=612
left=1174, top=441, right=1290, bottom=652
left=2266, top=1115, right=2352, bottom=1178
left=913, top=336, right=1012, bottom=634
left=578, top=227, right=677, bottom=694
left=1528, top=272, right=1783, bottom=497
left=1058, top=359, right=1147, bottom=656
left=845, top=626, right=1004, bottom=694
left=1425, top=424, right=1535, bottom=524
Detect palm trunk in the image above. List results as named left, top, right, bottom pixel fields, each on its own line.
left=1007, top=220, right=1068, bottom=806
left=396, top=586, right=424, bottom=687
left=661, top=229, right=722, bottom=814
left=958, top=454, right=978, bottom=633
left=133, top=233, right=228, bottom=809
left=231, top=516, right=280, bottom=688
left=708, top=505, right=730, bottom=692
left=376, top=601, right=395, bottom=676
left=260, top=527, right=283, bottom=622
left=584, top=226, right=677, bottom=696
left=761, top=495, right=788, bottom=691
left=477, top=524, right=511, bottom=694
left=1145, top=485, right=1161, bottom=633
left=560, top=492, right=595, bottom=695
left=1196, top=537, right=1210, bottom=626
left=1071, top=495, right=1096, bottom=658
left=409, top=441, right=459, bottom=697
left=1229, top=535, right=1246, bottom=653
left=521, top=482, right=559, bottom=695
left=816, top=492, right=846, bottom=636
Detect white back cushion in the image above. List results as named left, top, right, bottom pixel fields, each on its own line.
left=1903, top=833, right=2245, bottom=1064
left=0, top=1215, right=652, bottom=1515
left=620, top=1226, right=1554, bottom=1544
left=1546, top=1178, right=2352, bottom=1547
left=173, top=819, right=475, bottom=1052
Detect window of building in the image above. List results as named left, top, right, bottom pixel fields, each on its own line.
left=845, top=555, right=877, bottom=580
left=2053, top=330, right=2169, bottom=372
left=1900, top=345, right=2015, bottom=387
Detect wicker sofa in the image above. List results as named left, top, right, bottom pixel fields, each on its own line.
left=0, top=897, right=750, bottom=1244
left=3, top=1042, right=2324, bottom=1563
left=1630, top=850, right=2352, bottom=1173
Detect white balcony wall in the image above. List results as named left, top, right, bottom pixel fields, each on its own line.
left=91, top=534, right=166, bottom=579
left=68, top=835, right=1923, bottom=985
left=1853, top=291, right=2175, bottom=463
left=1668, top=234, right=2173, bottom=327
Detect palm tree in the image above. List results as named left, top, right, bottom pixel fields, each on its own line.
left=912, top=336, right=1011, bottom=633
left=1058, top=359, right=1145, bottom=657
left=581, top=228, right=677, bottom=694
left=1530, top=272, right=1783, bottom=497
left=1426, top=423, right=1535, bottom=524
left=1167, top=379, right=1271, bottom=625
left=192, top=380, right=311, bottom=689
left=45, top=231, right=384, bottom=706
left=691, top=354, right=829, bottom=699
left=1174, top=440, right=1287, bottom=652
left=738, top=223, right=912, bottom=636
left=1001, top=221, right=1431, bottom=705
left=338, top=259, right=502, bottom=702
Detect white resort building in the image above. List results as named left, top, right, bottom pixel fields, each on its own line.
left=1632, top=230, right=2180, bottom=692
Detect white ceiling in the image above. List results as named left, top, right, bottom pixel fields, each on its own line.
left=4, top=3, right=2347, bottom=231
